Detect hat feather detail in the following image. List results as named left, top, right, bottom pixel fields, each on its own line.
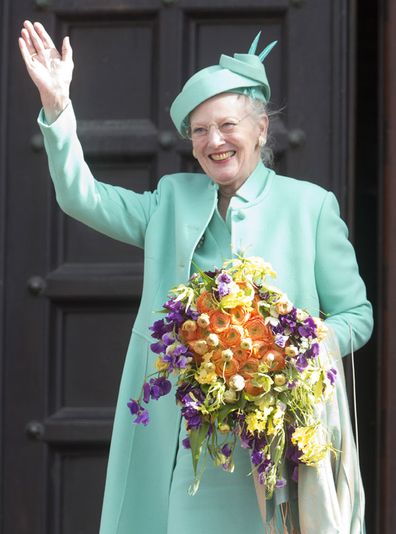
left=258, top=40, right=278, bottom=62
left=248, top=31, right=262, bottom=55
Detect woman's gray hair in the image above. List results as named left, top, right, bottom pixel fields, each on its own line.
left=242, top=92, right=274, bottom=167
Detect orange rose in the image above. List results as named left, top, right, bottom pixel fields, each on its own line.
left=209, top=310, right=231, bottom=333
left=245, top=316, right=274, bottom=344
left=219, top=325, right=244, bottom=347
left=196, top=291, right=217, bottom=314
left=244, top=379, right=263, bottom=397
left=212, top=350, right=240, bottom=379
left=232, top=347, right=252, bottom=366
left=251, top=340, right=272, bottom=359
left=239, top=358, right=259, bottom=379
left=229, top=306, right=251, bottom=325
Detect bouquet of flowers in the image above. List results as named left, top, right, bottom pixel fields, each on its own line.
left=128, top=257, right=337, bottom=498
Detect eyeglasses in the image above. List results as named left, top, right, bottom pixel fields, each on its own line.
left=187, top=113, right=252, bottom=140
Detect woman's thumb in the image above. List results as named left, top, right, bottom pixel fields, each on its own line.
left=62, top=36, right=73, bottom=61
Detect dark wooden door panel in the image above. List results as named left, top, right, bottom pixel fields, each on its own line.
left=2, top=1, right=359, bottom=532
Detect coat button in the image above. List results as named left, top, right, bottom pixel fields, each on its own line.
left=233, top=210, right=246, bottom=221
left=196, top=235, right=205, bottom=248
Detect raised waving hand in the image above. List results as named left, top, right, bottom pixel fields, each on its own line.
left=18, top=20, right=74, bottom=123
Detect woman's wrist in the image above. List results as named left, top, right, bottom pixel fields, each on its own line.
left=40, top=92, right=70, bottom=124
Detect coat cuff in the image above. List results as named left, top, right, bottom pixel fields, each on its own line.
left=37, top=101, right=77, bottom=145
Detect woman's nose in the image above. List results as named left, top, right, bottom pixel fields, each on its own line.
left=206, top=124, right=225, bottom=146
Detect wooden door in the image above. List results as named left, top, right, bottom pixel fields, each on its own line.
left=1, top=1, right=365, bottom=532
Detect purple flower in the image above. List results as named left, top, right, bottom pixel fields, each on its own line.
left=287, top=380, right=297, bottom=389
left=251, top=449, right=265, bottom=466
left=176, top=354, right=189, bottom=369
left=149, top=376, right=172, bottom=400
left=162, top=353, right=176, bottom=371
left=253, top=434, right=267, bottom=450
left=134, top=409, right=149, bottom=426
left=182, top=408, right=202, bottom=430
left=221, top=443, right=232, bottom=458
left=166, top=310, right=185, bottom=325
left=149, top=319, right=173, bottom=339
left=298, top=316, right=317, bottom=338
left=127, top=399, right=140, bottom=415
left=164, top=298, right=182, bottom=312
left=257, top=458, right=271, bottom=475
left=182, top=437, right=191, bottom=449
left=150, top=341, right=166, bottom=354
left=305, top=342, right=320, bottom=359
left=271, top=323, right=285, bottom=335
left=274, top=334, right=288, bottom=348
left=173, top=343, right=188, bottom=357
left=164, top=299, right=186, bottom=325
left=127, top=399, right=150, bottom=426
left=176, top=383, right=193, bottom=403
left=143, top=382, right=151, bottom=403
left=275, top=478, right=287, bottom=489
left=295, top=355, right=308, bottom=372
left=218, top=282, right=231, bottom=297
left=279, top=309, right=297, bottom=332
left=327, top=367, right=337, bottom=385
left=217, top=272, right=232, bottom=284
left=186, top=308, right=200, bottom=321
left=162, top=332, right=175, bottom=346
left=238, top=423, right=254, bottom=449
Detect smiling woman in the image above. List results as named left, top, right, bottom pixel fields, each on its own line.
left=18, top=20, right=373, bottom=534
left=188, top=93, right=267, bottom=217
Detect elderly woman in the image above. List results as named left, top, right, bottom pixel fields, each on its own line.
left=19, top=20, right=373, bottom=534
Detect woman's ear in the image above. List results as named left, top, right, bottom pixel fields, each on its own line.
left=192, top=148, right=197, bottom=159
left=259, top=114, right=269, bottom=139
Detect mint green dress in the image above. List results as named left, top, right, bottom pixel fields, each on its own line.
left=167, top=170, right=289, bottom=533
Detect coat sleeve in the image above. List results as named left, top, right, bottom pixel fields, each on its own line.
left=314, top=191, right=373, bottom=356
left=38, top=102, right=159, bottom=249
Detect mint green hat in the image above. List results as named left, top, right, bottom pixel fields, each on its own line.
left=170, top=32, right=277, bottom=135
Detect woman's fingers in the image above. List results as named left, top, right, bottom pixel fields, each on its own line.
left=18, top=36, right=35, bottom=68
left=20, top=27, right=36, bottom=56
left=23, top=20, right=45, bottom=54
left=33, top=21, right=56, bottom=49
left=61, top=36, right=73, bottom=63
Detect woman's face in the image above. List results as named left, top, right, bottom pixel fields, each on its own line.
left=189, top=93, right=268, bottom=191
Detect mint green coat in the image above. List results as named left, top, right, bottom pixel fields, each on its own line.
left=39, top=103, right=373, bottom=533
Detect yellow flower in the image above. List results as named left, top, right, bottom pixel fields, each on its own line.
left=220, top=281, right=255, bottom=309
left=291, top=424, right=332, bottom=465
left=195, top=366, right=218, bottom=385
left=155, top=357, right=170, bottom=372
left=266, top=404, right=285, bottom=436
left=245, top=407, right=273, bottom=434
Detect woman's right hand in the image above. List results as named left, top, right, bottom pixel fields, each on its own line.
left=18, top=20, right=74, bottom=123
